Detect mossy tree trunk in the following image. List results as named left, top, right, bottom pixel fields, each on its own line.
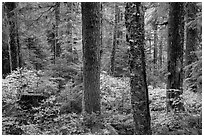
left=82, top=2, right=101, bottom=114
left=125, top=2, right=151, bottom=135
left=166, top=2, right=185, bottom=112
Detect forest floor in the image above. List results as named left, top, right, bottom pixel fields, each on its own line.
left=2, top=71, right=202, bottom=135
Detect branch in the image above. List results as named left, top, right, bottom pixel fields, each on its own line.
left=32, top=6, right=54, bottom=22
left=29, top=5, right=54, bottom=27
left=156, top=21, right=168, bottom=26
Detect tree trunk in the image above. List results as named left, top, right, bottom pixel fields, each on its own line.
left=159, top=36, right=163, bottom=68
left=5, top=2, right=20, bottom=71
left=100, top=3, right=103, bottom=62
left=2, top=3, right=12, bottom=75
left=110, top=3, right=119, bottom=75
left=55, top=2, right=60, bottom=57
left=15, top=3, right=21, bottom=68
left=185, top=2, right=198, bottom=66
left=153, top=24, right=158, bottom=67
left=125, top=2, right=151, bottom=135
left=166, top=2, right=185, bottom=112
left=67, top=2, right=73, bottom=53
left=82, top=2, right=101, bottom=114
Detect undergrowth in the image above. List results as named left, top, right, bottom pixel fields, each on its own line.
left=2, top=69, right=202, bottom=135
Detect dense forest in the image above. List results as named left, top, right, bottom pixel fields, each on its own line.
left=2, top=2, right=202, bottom=135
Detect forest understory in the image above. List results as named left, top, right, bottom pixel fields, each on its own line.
left=2, top=2, right=202, bottom=135
left=2, top=70, right=202, bottom=135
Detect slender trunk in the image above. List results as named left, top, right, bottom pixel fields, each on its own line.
left=5, top=2, right=19, bottom=71
left=185, top=2, right=198, bottom=66
left=153, top=24, right=158, bottom=67
left=159, top=36, right=163, bottom=68
left=166, top=2, right=185, bottom=112
left=125, top=2, right=151, bottom=134
left=8, top=34, right=12, bottom=72
left=55, top=2, right=60, bottom=57
left=68, top=2, right=73, bottom=53
left=82, top=2, right=101, bottom=114
left=15, top=6, right=21, bottom=68
left=148, top=39, right=152, bottom=72
left=100, top=3, right=103, bottom=62
left=110, top=3, right=119, bottom=75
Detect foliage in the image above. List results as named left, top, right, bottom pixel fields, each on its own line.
left=184, top=50, right=202, bottom=92
left=45, top=58, right=81, bottom=80
left=100, top=72, right=131, bottom=114
left=150, top=88, right=202, bottom=135
left=22, top=36, right=47, bottom=70
left=2, top=2, right=202, bottom=135
left=2, top=69, right=202, bottom=135
left=2, top=68, right=58, bottom=104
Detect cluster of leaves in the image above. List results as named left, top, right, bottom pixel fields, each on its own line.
left=29, top=96, right=86, bottom=135
left=150, top=88, right=202, bottom=135
left=3, top=69, right=202, bottom=135
left=45, top=58, right=81, bottom=81
left=152, top=112, right=202, bottom=135
left=2, top=68, right=58, bottom=104
left=100, top=72, right=131, bottom=114
left=183, top=90, right=202, bottom=114
left=184, top=50, right=202, bottom=92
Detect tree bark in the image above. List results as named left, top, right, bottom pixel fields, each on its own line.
left=55, top=2, right=60, bottom=57
left=125, top=2, right=151, bottom=135
left=159, top=36, right=163, bottom=68
left=153, top=24, right=158, bottom=67
left=2, top=3, right=12, bottom=75
left=110, top=3, right=119, bottom=75
left=166, top=2, right=185, bottom=112
left=5, top=2, right=21, bottom=71
left=185, top=2, right=198, bottom=66
left=82, top=2, right=101, bottom=114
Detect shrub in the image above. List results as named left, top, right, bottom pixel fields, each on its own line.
left=184, top=50, right=202, bottom=92
left=2, top=68, right=58, bottom=105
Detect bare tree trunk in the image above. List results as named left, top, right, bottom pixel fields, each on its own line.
left=166, top=2, right=185, bottom=112
left=125, top=2, right=151, bottom=135
left=159, top=36, right=163, bottom=68
left=55, top=2, right=60, bottom=57
left=8, top=33, right=12, bottom=72
left=110, top=3, right=119, bottom=75
left=82, top=2, right=101, bottom=114
left=5, top=2, right=20, bottom=71
left=153, top=24, right=158, bottom=67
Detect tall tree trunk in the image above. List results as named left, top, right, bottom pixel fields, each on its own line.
left=5, top=2, right=20, bottom=71
left=67, top=2, right=73, bottom=53
left=14, top=3, right=21, bottom=68
left=82, top=2, right=101, bottom=114
left=185, top=2, right=198, bottom=66
left=159, top=36, right=163, bottom=68
left=110, top=3, right=119, bottom=75
left=55, top=2, right=60, bottom=57
left=152, top=24, right=158, bottom=88
left=125, top=2, right=151, bottom=135
left=166, top=2, right=185, bottom=112
left=2, top=3, right=12, bottom=75
left=148, top=39, right=152, bottom=72
left=100, top=3, right=103, bottom=62
left=153, top=24, right=158, bottom=67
